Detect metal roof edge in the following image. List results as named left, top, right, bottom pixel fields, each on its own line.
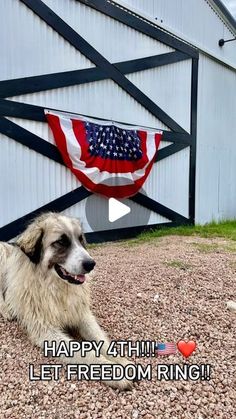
left=211, top=0, right=236, bottom=34
left=111, top=0, right=236, bottom=71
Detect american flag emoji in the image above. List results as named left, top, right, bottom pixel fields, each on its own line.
left=156, top=343, right=176, bottom=356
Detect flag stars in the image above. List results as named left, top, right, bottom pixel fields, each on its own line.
left=86, top=121, right=143, bottom=161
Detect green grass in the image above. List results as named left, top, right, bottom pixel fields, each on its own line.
left=192, top=241, right=236, bottom=253
left=87, top=220, right=236, bottom=248
left=122, top=220, right=236, bottom=245
left=165, top=260, right=192, bottom=270
left=191, top=242, right=220, bottom=253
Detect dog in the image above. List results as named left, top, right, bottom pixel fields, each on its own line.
left=0, top=212, right=132, bottom=390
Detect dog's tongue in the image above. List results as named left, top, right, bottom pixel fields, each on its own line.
left=74, top=274, right=85, bottom=283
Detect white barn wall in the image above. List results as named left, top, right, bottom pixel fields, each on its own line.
left=0, top=0, right=94, bottom=80
left=1, top=0, right=235, bottom=234
left=195, top=54, right=236, bottom=223
left=1, top=0, right=192, bottom=233
left=118, top=0, right=236, bottom=223
left=115, top=0, right=236, bottom=68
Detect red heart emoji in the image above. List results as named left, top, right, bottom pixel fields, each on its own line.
left=177, top=340, right=196, bottom=358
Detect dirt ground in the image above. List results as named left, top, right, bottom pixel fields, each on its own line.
left=0, top=235, right=235, bottom=418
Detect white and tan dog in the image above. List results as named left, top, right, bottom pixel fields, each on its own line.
left=0, top=213, right=132, bottom=390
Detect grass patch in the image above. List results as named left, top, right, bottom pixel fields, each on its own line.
left=165, top=260, right=192, bottom=270
left=87, top=220, right=236, bottom=247
left=224, top=243, right=236, bottom=253
left=191, top=243, right=220, bottom=253
left=129, top=220, right=236, bottom=244
left=191, top=241, right=236, bottom=254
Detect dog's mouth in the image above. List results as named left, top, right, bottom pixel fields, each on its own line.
left=54, top=264, right=86, bottom=285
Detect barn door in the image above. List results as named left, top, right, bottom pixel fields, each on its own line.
left=0, top=0, right=198, bottom=242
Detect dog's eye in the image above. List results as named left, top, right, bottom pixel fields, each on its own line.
left=53, top=234, right=71, bottom=247
left=78, top=235, right=86, bottom=247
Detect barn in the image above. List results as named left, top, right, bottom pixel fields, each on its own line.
left=0, top=0, right=235, bottom=242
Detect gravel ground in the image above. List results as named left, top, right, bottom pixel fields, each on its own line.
left=0, top=235, right=235, bottom=418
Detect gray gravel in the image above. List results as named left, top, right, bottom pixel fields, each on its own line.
left=0, top=235, right=235, bottom=418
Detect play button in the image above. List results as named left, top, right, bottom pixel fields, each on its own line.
left=108, top=198, right=131, bottom=222
left=85, top=175, right=150, bottom=232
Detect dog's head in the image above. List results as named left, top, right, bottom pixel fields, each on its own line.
left=16, top=213, right=95, bottom=285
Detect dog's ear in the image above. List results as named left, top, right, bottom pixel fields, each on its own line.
left=80, top=232, right=87, bottom=248
left=16, top=225, right=44, bottom=264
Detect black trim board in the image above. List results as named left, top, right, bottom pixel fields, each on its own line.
left=212, top=0, right=236, bottom=33
left=0, top=117, right=63, bottom=165
left=0, top=99, right=192, bottom=145
left=0, top=0, right=198, bottom=241
left=85, top=220, right=191, bottom=244
left=78, top=0, right=198, bottom=58
left=130, top=193, right=188, bottom=224
left=0, top=187, right=187, bottom=241
left=0, top=116, right=190, bottom=166
left=155, top=143, right=188, bottom=162
left=0, top=51, right=189, bottom=98
left=21, top=0, right=187, bottom=133
left=0, top=187, right=92, bottom=241
left=189, top=58, right=198, bottom=224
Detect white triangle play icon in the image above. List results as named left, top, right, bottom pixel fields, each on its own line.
left=108, top=198, right=131, bottom=222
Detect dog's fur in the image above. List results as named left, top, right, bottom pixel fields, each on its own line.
left=0, top=213, right=132, bottom=389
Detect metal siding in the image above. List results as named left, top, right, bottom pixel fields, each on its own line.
left=0, top=133, right=80, bottom=227
left=0, top=131, right=169, bottom=231
left=144, top=148, right=190, bottom=218
left=0, top=0, right=94, bottom=80
left=8, top=80, right=169, bottom=130
left=1, top=117, right=172, bottom=231
left=117, top=0, right=236, bottom=67
left=43, top=0, right=174, bottom=62
left=195, top=54, right=236, bottom=223
left=6, top=117, right=55, bottom=144
left=127, top=59, right=192, bottom=132
left=63, top=199, right=170, bottom=233
left=0, top=0, right=192, bottom=235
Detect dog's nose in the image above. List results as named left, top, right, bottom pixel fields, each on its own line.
left=82, top=259, right=96, bottom=273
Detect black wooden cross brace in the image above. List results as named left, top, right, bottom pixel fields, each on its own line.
left=0, top=0, right=198, bottom=242
left=0, top=52, right=190, bottom=99
left=20, top=0, right=187, bottom=134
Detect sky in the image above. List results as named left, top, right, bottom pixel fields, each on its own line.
left=222, top=0, right=236, bottom=17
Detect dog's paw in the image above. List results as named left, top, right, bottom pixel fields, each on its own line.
left=0, top=306, right=16, bottom=322
left=106, top=377, right=133, bottom=391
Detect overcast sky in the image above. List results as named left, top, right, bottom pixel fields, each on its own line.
left=222, top=0, right=236, bottom=17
